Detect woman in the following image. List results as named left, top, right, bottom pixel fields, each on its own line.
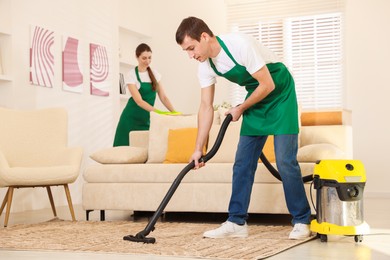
left=114, top=43, right=178, bottom=146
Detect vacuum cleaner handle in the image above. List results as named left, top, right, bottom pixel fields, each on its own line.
left=200, top=113, right=233, bottom=163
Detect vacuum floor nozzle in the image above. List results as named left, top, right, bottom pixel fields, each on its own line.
left=123, top=234, right=156, bottom=244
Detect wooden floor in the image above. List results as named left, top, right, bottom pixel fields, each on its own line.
left=1, top=197, right=390, bottom=260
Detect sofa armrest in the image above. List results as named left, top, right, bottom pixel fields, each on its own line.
left=129, top=131, right=149, bottom=148
left=300, top=125, right=353, bottom=158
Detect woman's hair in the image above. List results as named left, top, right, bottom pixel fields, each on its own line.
left=175, top=16, right=214, bottom=44
left=135, top=43, right=158, bottom=91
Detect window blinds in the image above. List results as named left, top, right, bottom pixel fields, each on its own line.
left=226, top=0, right=344, bottom=110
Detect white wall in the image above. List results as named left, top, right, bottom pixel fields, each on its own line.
left=0, top=0, right=121, bottom=212
left=345, top=0, right=390, bottom=197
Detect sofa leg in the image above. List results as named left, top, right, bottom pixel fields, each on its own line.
left=85, top=210, right=105, bottom=221
left=100, top=210, right=105, bottom=221
left=86, top=210, right=93, bottom=221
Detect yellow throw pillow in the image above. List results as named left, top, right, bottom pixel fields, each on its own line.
left=164, top=128, right=205, bottom=164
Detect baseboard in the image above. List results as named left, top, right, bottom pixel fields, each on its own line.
left=364, top=191, right=390, bottom=199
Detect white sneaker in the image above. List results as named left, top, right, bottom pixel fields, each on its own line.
left=203, top=221, right=248, bottom=238
left=289, top=223, right=311, bottom=239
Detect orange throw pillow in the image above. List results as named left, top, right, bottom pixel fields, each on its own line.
left=259, top=135, right=276, bottom=163
left=164, top=128, right=206, bottom=164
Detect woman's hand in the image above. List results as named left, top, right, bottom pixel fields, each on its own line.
left=190, top=150, right=205, bottom=170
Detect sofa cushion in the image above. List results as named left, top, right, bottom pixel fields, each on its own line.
left=147, top=113, right=197, bottom=163
left=297, top=143, right=345, bottom=162
left=90, top=146, right=147, bottom=164
left=299, top=125, right=352, bottom=158
left=207, top=122, right=241, bottom=163
left=164, top=128, right=205, bottom=163
left=83, top=162, right=315, bottom=184
left=129, top=130, right=149, bottom=149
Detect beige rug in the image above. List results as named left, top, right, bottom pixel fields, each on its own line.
left=0, top=219, right=315, bottom=259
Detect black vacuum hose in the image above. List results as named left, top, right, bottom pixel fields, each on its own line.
left=259, top=153, right=313, bottom=183
left=123, top=113, right=312, bottom=244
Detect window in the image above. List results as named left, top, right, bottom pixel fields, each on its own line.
left=226, top=0, right=344, bottom=110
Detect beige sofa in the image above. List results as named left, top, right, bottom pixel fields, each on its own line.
left=82, top=111, right=352, bottom=220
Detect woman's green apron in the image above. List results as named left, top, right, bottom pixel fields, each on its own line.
left=209, top=36, right=299, bottom=136
left=113, top=67, right=156, bottom=146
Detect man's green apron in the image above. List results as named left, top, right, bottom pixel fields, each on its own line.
left=209, top=36, right=299, bottom=136
left=113, top=67, right=156, bottom=146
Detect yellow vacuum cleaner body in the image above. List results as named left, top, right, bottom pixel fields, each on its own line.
left=310, top=160, right=370, bottom=242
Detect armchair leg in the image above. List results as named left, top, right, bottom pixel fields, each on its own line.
left=46, top=186, right=58, bottom=218
left=64, top=184, right=76, bottom=221
left=4, top=187, right=14, bottom=227
left=0, top=188, right=9, bottom=216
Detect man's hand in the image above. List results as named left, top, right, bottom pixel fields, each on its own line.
left=190, top=150, right=205, bottom=170
left=226, top=106, right=244, bottom=121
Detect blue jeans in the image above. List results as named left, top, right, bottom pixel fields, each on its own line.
left=227, top=134, right=311, bottom=225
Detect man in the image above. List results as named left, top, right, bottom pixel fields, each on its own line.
left=175, top=16, right=311, bottom=240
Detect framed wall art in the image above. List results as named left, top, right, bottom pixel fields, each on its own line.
left=62, top=36, right=83, bottom=93
left=90, top=43, right=109, bottom=96
left=30, top=25, right=54, bottom=87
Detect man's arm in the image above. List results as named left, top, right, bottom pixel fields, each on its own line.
left=191, top=84, right=215, bottom=169
left=228, top=65, right=275, bottom=120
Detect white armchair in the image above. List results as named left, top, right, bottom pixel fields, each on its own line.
left=0, top=107, right=83, bottom=227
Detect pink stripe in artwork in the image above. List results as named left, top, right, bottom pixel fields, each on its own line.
left=63, top=37, right=83, bottom=88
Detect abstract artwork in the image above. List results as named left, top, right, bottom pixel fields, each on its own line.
left=30, top=25, right=54, bottom=87
left=62, top=36, right=83, bottom=93
left=90, top=43, right=109, bottom=96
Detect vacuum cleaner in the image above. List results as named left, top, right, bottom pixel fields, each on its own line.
left=310, top=159, right=370, bottom=242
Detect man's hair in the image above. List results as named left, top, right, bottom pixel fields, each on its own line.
left=175, top=16, right=214, bottom=44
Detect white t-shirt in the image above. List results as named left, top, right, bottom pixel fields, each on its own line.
left=125, top=67, right=162, bottom=89
left=198, top=32, right=281, bottom=88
